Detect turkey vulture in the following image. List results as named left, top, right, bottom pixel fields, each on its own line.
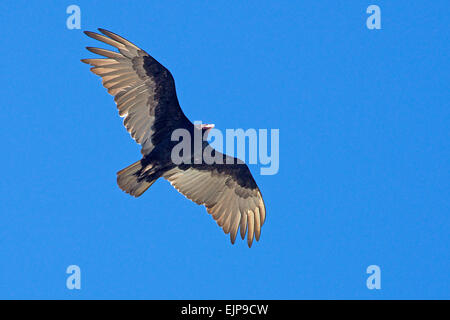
left=82, top=29, right=266, bottom=247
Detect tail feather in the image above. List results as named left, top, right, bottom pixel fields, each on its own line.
left=117, top=160, right=156, bottom=197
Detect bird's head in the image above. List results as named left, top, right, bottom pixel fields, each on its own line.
left=200, top=123, right=215, bottom=131
left=196, top=123, right=215, bottom=137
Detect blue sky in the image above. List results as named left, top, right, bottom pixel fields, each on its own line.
left=0, top=1, right=448, bottom=299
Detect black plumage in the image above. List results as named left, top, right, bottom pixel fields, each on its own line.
left=82, top=29, right=266, bottom=247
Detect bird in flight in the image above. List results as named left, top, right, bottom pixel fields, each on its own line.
left=82, top=29, right=266, bottom=247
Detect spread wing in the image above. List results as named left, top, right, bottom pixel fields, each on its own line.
left=163, top=155, right=266, bottom=247
left=82, top=28, right=191, bottom=155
